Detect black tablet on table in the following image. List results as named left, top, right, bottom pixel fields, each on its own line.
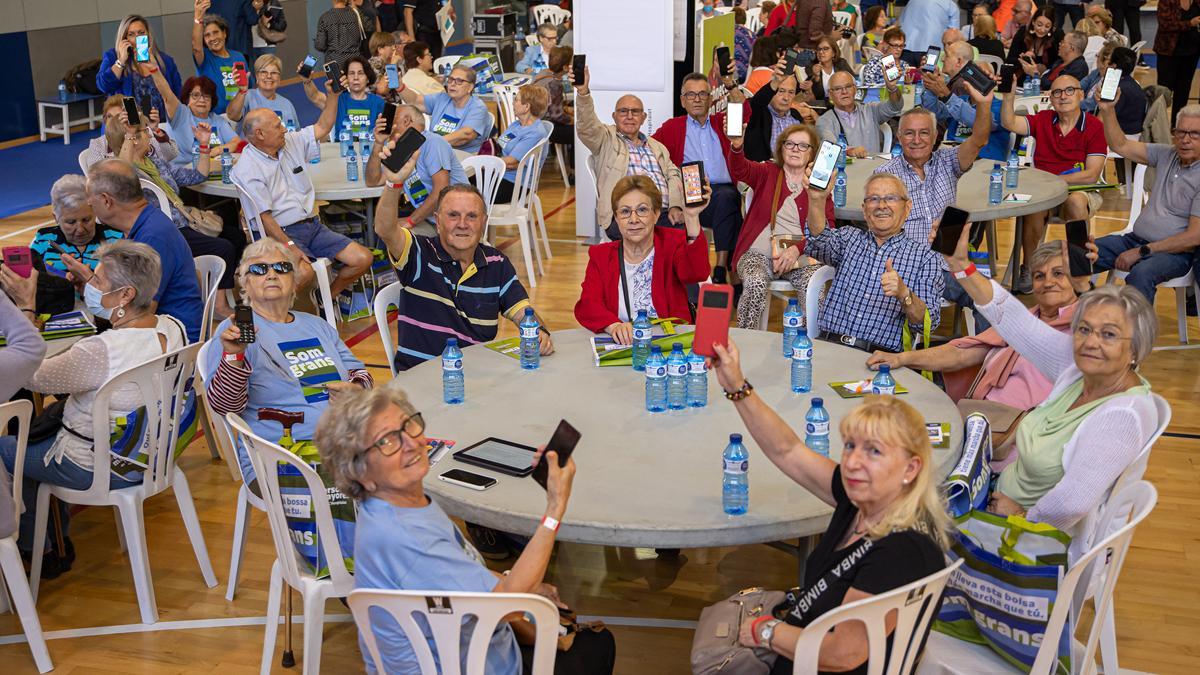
left=452, top=437, right=538, bottom=477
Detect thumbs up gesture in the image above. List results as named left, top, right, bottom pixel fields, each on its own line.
left=880, top=258, right=908, bottom=299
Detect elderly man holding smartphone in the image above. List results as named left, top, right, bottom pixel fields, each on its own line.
left=816, top=69, right=903, bottom=158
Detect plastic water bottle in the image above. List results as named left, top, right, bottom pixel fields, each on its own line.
left=345, top=150, right=359, bottom=182
left=791, top=328, right=813, bottom=393
left=833, top=167, right=847, bottom=208
left=1006, top=149, right=1019, bottom=189
left=442, top=338, right=464, bottom=404
left=666, top=342, right=688, bottom=410
left=781, top=298, right=802, bottom=357
left=516, top=21, right=526, bottom=46
left=58, top=81, right=68, bottom=102
left=871, top=364, right=897, bottom=395
left=1029, top=74, right=1041, bottom=96
left=339, top=120, right=353, bottom=157
left=644, top=346, right=668, bottom=413
left=989, top=163, right=1003, bottom=205
left=891, top=142, right=902, bottom=161
left=631, top=309, right=652, bottom=371
left=192, top=139, right=201, bottom=171
left=722, top=434, right=749, bottom=516
left=220, top=148, right=233, bottom=184
left=361, top=136, right=373, bottom=164
left=519, top=307, right=540, bottom=370
left=914, top=78, right=924, bottom=105
left=836, top=133, right=848, bottom=169
left=804, top=397, right=831, bottom=457
left=686, top=348, right=708, bottom=408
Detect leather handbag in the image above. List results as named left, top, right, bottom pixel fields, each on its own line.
left=180, top=205, right=224, bottom=238
left=690, top=587, right=786, bottom=674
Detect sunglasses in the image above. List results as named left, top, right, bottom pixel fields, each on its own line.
left=246, top=261, right=294, bottom=276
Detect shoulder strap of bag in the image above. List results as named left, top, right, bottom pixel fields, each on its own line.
left=901, top=309, right=934, bottom=381
left=769, top=170, right=784, bottom=238
left=618, top=241, right=633, bottom=321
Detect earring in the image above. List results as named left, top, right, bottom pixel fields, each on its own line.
left=116, top=306, right=126, bottom=320
left=902, top=479, right=910, bottom=485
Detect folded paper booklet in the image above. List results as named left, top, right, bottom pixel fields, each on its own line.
left=1003, top=193, right=1031, bottom=203
left=1067, top=183, right=1119, bottom=192
left=592, top=330, right=695, bottom=367
left=828, top=379, right=910, bottom=398
left=926, top=422, right=951, bottom=449
left=485, top=337, right=522, bottom=360
left=0, top=310, right=96, bottom=347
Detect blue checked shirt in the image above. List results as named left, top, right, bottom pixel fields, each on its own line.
left=807, top=226, right=945, bottom=351
left=875, top=147, right=968, bottom=247
left=621, top=132, right=669, bottom=208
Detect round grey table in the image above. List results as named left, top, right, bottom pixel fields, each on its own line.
left=187, top=142, right=384, bottom=201
left=833, top=157, right=1068, bottom=222
left=410, top=328, right=962, bottom=549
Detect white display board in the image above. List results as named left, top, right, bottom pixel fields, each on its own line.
left=573, top=0, right=677, bottom=239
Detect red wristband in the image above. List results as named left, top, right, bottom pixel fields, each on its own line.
left=953, top=263, right=977, bottom=280
left=222, top=351, right=245, bottom=362
left=750, top=616, right=771, bottom=645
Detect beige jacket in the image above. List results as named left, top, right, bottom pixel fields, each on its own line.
left=576, top=92, right=683, bottom=228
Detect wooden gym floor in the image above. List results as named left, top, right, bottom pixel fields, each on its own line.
left=0, top=158, right=1197, bottom=674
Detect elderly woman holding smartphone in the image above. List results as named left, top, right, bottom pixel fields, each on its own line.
left=192, top=1, right=253, bottom=115
left=97, top=15, right=183, bottom=117
left=574, top=176, right=712, bottom=343
left=149, top=71, right=240, bottom=169
left=202, top=238, right=371, bottom=487
left=941, top=227, right=1160, bottom=556
left=317, top=385, right=616, bottom=674
left=725, top=117, right=836, bottom=330
left=708, top=340, right=949, bottom=673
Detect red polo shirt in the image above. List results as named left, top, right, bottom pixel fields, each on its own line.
left=1025, top=109, right=1107, bottom=176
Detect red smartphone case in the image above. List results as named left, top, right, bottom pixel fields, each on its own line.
left=693, top=283, right=734, bottom=357
left=3, top=246, right=33, bottom=279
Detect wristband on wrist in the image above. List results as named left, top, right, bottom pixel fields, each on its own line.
left=750, top=616, right=771, bottom=645
left=541, top=515, right=560, bottom=532
left=386, top=181, right=403, bottom=190
left=222, top=351, right=245, bottom=362
left=405, top=216, right=415, bottom=228
left=953, top=263, right=977, bottom=280
left=198, top=145, right=210, bottom=152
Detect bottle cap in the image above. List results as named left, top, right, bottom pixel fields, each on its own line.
left=446, top=337, right=457, bottom=347
left=729, top=433, right=742, bottom=443
left=651, top=345, right=663, bottom=353
left=811, top=397, right=823, bottom=407
left=797, top=326, right=807, bottom=336
left=879, top=364, right=890, bottom=373
left=525, top=307, right=534, bottom=316
left=787, top=297, right=797, bottom=306
left=672, top=342, right=683, bottom=351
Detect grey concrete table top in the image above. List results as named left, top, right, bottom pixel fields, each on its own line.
left=408, top=328, right=962, bottom=549
left=187, top=142, right=384, bottom=201
left=834, top=157, right=1068, bottom=222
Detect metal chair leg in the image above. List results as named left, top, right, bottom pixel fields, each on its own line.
left=281, top=587, right=295, bottom=668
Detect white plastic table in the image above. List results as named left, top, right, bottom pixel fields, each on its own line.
left=186, top=142, right=384, bottom=201
left=37, top=93, right=103, bottom=145
left=410, top=328, right=962, bottom=549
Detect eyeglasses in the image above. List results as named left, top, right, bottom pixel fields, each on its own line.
left=189, top=92, right=212, bottom=101
left=246, top=261, right=295, bottom=276
left=615, top=108, right=645, bottom=117
left=782, top=141, right=812, bottom=151
left=1073, top=324, right=1131, bottom=345
left=365, top=413, right=426, bottom=456
left=886, top=42, right=905, bottom=50
left=616, top=205, right=655, bottom=220
left=258, top=69, right=281, bottom=76
left=681, top=91, right=710, bottom=101
left=776, top=88, right=797, bottom=96
left=1050, top=87, right=1079, bottom=98
left=445, top=76, right=471, bottom=86
left=900, top=128, right=935, bottom=139
left=1173, top=129, right=1200, bottom=141
left=829, top=84, right=856, bottom=94
left=863, top=195, right=907, bottom=206
left=817, top=46, right=834, bottom=53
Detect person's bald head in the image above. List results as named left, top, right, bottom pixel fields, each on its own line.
left=1013, top=0, right=1033, bottom=25
left=829, top=71, right=858, bottom=110
left=612, top=94, right=647, bottom=136
left=243, top=108, right=287, bottom=154
left=397, top=104, right=424, bottom=131
left=942, top=28, right=963, bottom=47
left=1049, top=74, right=1084, bottom=114
left=944, top=40, right=974, bottom=76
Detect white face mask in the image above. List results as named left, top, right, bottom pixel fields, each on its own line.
left=84, top=282, right=128, bottom=320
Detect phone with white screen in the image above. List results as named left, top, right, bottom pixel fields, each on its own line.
left=1099, top=67, right=1121, bottom=102
left=725, top=103, right=743, bottom=137
left=439, top=469, right=497, bottom=491
left=809, top=141, right=841, bottom=191
left=922, top=46, right=941, bottom=72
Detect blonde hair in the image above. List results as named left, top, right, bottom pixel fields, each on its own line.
left=840, top=396, right=951, bottom=549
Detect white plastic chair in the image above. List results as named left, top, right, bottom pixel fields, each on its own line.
left=29, top=343, right=217, bottom=624
left=489, top=139, right=550, bottom=286
left=976, top=54, right=1004, bottom=71
left=544, top=118, right=571, bottom=189
left=754, top=264, right=834, bottom=332
left=433, top=55, right=460, bottom=78
left=78, top=149, right=91, bottom=173
left=349, top=589, right=562, bottom=675
left=792, top=559, right=963, bottom=675
left=880, top=123, right=893, bottom=154
left=192, top=254, right=227, bottom=462
left=461, top=155, right=507, bottom=215
left=0, top=400, right=53, bottom=673
left=1129, top=39, right=1146, bottom=56
left=373, top=281, right=404, bottom=377
left=231, top=181, right=339, bottom=330
left=226, top=413, right=355, bottom=675
left=532, top=4, right=570, bottom=26
left=193, top=340, right=266, bottom=602
left=493, top=84, right=520, bottom=132
left=832, top=10, right=855, bottom=31
left=917, top=480, right=1158, bottom=675
left=140, top=178, right=172, bottom=218
left=1103, top=164, right=1200, bottom=343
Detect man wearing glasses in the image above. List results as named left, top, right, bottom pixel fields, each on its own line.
left=921, top=41, right=1008, bottom=161
left=1040, top=32, right=1089, bottom=92
left=805, top=174, right=945, bottom=353
left=817, top=70, right=903, bottom=158
left=743, top=59, right=818, bottom=162
left=1000, top=76, right=1107, bottom=294
left=1093, top=95, right=1200, bottom=303
left=1000, top=0, right=1034, bottom=48
left=652, top=71, right=746, bottom=282
left=573, top=66, right=685, bottom=239
left=399, top=65, right=493, bottom=153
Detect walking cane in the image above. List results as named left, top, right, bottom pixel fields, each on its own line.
left=281, top=587, right=296, bottom=668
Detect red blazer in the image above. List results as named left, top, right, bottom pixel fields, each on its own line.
left=574, top=226, right=711, bottom=332
left=651, top=107, right=746, bottom=171
left=725, top=146, right=837, bottom=270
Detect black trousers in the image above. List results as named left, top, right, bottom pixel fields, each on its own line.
left=495, top=178, right=517, bottom=205
left=417, top=27, right=444, bottom=59
left=1157, top=52, right=1200, bottom=124
left=378, top=3, right=400, bottom=32
left=519, top=627, right=616, bottom=675
left=1052, top=3, right=1084, bottom=31
left=1106, top=0, right=1142, bottom=45
left=549, top=122, right=574, bottom=146
left=700, top=183, right=744, bottom=255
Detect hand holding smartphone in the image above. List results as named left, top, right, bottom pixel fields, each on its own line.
left=324, top=61, right=343, bottom=93
left=681, top=161, right=707, bottom=206
left=531, top=420, right=581, bottom=490
left=122, top=96, right=142, bottom=127
left=382, top=127, right=427, bottom=173
left=234, top=305, right=257, bottom=344
left=135, top=35, right=150, bottom=63
left=725, top=103, right=744, bottom=137
left=808, top=141, right=841, bottom=191
left=1064, top=220, right=1093, bottom=276
left=693, top=284, right=734, bottom=357
left=2, top=246, right=34, bottom=279
left=571, top=54, right=586, bottom=86
left=298, top=55, right=317, bottom=78
left=932, top=207, right=970, bottom=257
left=1099, top=67, right=1121, bottom=102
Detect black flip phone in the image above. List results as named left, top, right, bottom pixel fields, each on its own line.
left=1065, top=220, right=1092, bottom=277
left=572, top=54, right=585, bottom=86
left=382, top=127, right=427, bottom=173
left=122, top=96, right=141, bottom=127
left=933, top=206, right=970, bottom=257
left=234, top=305, right=256, bottom=344
left=324, top=61, right=343, bottom=93
left=382, top=101, right=398, bottom=136
left=716, top=46, right=732, bottom=79
left=532, top=420, right=581, bottom=490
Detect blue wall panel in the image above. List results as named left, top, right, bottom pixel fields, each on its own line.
left=0, top=32, right=37, bottom=141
